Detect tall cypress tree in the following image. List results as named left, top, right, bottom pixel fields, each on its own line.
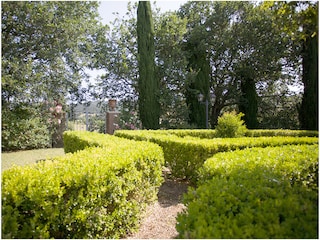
left=237, top=65, right=258, bottom=129
left=137, top=1, right=160, bottom=129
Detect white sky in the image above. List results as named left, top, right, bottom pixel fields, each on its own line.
left=86, top=0, right=188, bottom=82
left=98, top=0, right=188, bottom=26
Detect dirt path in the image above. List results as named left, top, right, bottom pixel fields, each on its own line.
left=127, top=178, right=189, bottom=239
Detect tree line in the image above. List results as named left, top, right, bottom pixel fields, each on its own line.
left=98, top=1, right=318, bottom=130
left=1, top=1, right=318, bottom=149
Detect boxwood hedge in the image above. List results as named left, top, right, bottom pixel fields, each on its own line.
left=2, top=132, right=164, bottom=239
left=115, top=130, right=318, bottom=180
left=115, top=129, right=318, bottom=139
left=176, top=144, right=318, bottom=239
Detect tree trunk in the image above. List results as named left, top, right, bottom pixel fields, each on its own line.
left=210, top=101, right=223, bottom=128
left=299, top=34, right=318, bottom=130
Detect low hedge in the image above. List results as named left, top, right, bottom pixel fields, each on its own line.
left=177, top=144, right=318, bottom=239
left=2, top=132, right=164, bottom=239
left=114, top=129, right=318, bottom=140
left=63, top=130, right=120, bottom=153
left=245, top=129, right=318, bottom=137
left=115, top=130, right=318, bottom=180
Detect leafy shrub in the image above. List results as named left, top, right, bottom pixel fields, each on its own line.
left=290, top=161, right=318, bottom=192
left=115, top=130, right=318, bottom=180
left=215, top=111, right=247, bottom=138
left=2, top=132, right=164, bottom=239
left=177, top=176, right=318, bottom=239
left=177, top=145, right=318, bottom=239
left=2, top=116, right=51, bottom=151
left=199, top=144, right=318, bottom=185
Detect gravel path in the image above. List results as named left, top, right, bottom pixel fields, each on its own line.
left=127, top=178, right=189, bottom=239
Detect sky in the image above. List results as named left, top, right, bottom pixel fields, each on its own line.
left=98, top=0, right=188, bottom=26
left=86, top=1, right=188, bottom=82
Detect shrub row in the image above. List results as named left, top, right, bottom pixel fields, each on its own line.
left=2, top=131, right=164, bottom=239
left=245, top=129, right=318, bottom=137
left=63, top=130, right=120, bottom=153
left=115, top=129, right=318, bottom=139
left=115, top=130, right=318, bottom=180
left=176, top=144, right=318, bottom=239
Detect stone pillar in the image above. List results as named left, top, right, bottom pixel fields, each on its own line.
left=106, top=99, right=119, bottom=135
left=52, top=112, right=66, bottom=148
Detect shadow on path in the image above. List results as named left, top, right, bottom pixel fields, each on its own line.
left=157, top=178, right=189, bottom=208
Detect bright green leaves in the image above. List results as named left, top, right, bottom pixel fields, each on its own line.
left=2, top=1, right=103, bottom=102
left=115, top=129, right=318, bottom=180
left=2, top=132, right=164, bottom=238
left=215, top=111, right=247, bottom=137
left=178, top=144, right=318, bottom=238
left=2, top=1, right=109, bottom=151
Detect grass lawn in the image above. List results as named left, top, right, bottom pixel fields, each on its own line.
left=2, top=148, right=65, bottom=172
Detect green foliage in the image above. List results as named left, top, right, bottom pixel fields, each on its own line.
left=63, top=131, right=116, bottom=153
left=155, top=11, right=189, bottom=129
left=165, top=129, right=217, bottom=139
left=161, top=129, right=318, bottom=138
left=117, top=104, right=142, bottom=130
left=137, top=1, right=160, bottom=129
left=291, top=161, right=318, bottom=192
left=263, top=1, right=318, bottom=130
left=177, top=145, right=318, bottom=238
left=299, top=32, right=318, bottom=130
left=115, top=130, right=318, bottom=180
left=2, top=106, right=51, bottom=151
left=2, top=132, right=164, bottom=238
left=2, top=1, right=106, bottom=104
left=215, top=111, right=247, bottom=138
left=245, top=129, right=319, bottom=137
left=88, top=115, right=106, bottom=133
left=238, top=70, right=258, bottom=128
left=2, top=1, right=108, bottom=150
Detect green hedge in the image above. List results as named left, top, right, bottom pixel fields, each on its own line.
left=245, top=129, right=318, bottom=137
left=63, top=130, right=119, bottom=153
left=177, top=145, right=318, bottom=239
left=115, top=130, right=318, bottom=180
left=2, top=132, right=164, bottom=239
left=115, top=129, right=318, bottom=139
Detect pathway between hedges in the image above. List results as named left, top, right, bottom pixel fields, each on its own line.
left=127, top=175, right=190, bottom=239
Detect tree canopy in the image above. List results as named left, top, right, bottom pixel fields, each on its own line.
left=95, top=1, right=317, bottom=130
left=2, top=1, right=107, bottom=150
left=2, top=0, right=318, bottom=151
left=2, top=1, right=107, bottom=105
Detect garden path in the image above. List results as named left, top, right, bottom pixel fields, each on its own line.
left=127, top=176, right=189, bottom=239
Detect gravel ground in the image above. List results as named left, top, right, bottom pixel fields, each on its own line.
left=127, top=177, right=190, bottom=239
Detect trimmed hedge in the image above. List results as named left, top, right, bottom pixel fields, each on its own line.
left=245, top=129, right=318, bottom=137
left=115, top=129, right=318, bottom=139
left=177, top=145, right=318, bottom=239
left=115, top=130, right=318, bottom=180
left=2, top=132, right=164, bottom=239
left=63, top=130, right=120, bottom=153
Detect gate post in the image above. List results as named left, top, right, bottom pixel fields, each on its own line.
left=106, top=99, right=119, bottom=135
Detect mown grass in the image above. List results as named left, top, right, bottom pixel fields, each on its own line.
left=1, top=148, right=65, bottom=172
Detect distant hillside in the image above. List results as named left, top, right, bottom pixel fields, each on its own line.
left=72, top=101, right=104, bottom=114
